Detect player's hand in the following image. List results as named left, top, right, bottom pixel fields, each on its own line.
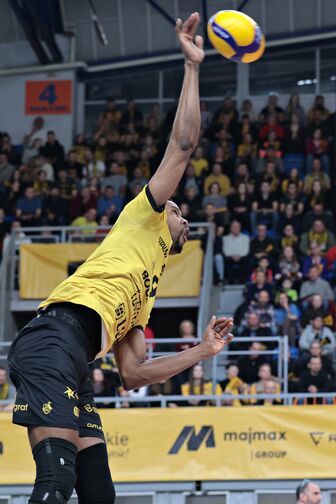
left=175, top=12, right=204, bottom=65
left=201, top=316, right=234, bottom=357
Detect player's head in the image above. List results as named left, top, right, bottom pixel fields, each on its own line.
left=165, top=200, right=189, bottom=255
left=296, top=479, right=322, bottom=503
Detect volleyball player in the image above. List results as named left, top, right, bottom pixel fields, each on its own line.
left=8, top=12, right=233, bottom=504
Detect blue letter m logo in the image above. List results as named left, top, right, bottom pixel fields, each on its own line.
left=168, top=426, right=215, bottom=454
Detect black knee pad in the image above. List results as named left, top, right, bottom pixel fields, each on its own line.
left=29, top=437, right=77, bottom=504
left=75, top=443, right=115, bottom=504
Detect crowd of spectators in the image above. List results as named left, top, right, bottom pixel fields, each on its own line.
left=1, top=92, right=336, bottom=407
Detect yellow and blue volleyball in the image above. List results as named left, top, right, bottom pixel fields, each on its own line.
left=207, top=10, right=265, bottom=63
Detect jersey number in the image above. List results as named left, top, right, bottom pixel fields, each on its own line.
left=39, top=84, right=57, bottom=105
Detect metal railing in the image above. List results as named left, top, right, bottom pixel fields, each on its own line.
left=1, top=335, right=334, bottom=407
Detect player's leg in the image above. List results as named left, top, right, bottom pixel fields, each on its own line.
left=28, top=426, right=78, bottom=504
left=7, top=316, right=89, bottom=504
left=75, top=377, right=115, bottom=504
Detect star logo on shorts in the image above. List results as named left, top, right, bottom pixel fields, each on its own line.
left=42, top=401, right=53, bottom=415
left=64, top=387, right=79, bottom=400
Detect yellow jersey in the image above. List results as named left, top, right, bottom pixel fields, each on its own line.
left=39, top=186, right=172, bottom=357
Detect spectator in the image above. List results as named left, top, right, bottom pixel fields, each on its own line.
left=204, top=163, right=232, bottom=196
left=0, top=152, right=15, bottom=189
left=297, top=356, right=334, bottom=404
left=71, top=208, right=98, bottom=237
left=281, top=224, right=299, bottom=250
left=306, top=128, right=330, bottom=174
left=228, top=181, right=252, bottom=231
left=285, top=94, right=306, bottom=125
left=300, top=266, right=334, bottom=305
left=250, top=363, right=281, bottom=404
left=190, top=146, right=209, bottom=177
left=301, top=294, right=333, bottom=328
left=259, top=113, right=285, bottom=141
left=219, top=362, right=249, bottom=406
left=259, top=379, right=283, bottom=406
left=250, top=256, right=273, bottom=282
left=100, top=161, right=127, bottom=195
left=276, top=246, right=302, bottom=281
left=23, top=116, right=47, bottom=146
left=308, top=95, right=330, bottom=122
left=0, top=366, right=15, bottom=411
left=302, top=202, right=333, bottom=232
left=121, top=98, right=143, bottom=126
left=281, top=167, right=303, bottom=195
left=296, top=480, right=322, bottom=504
left=278, top=203, right=301, bottom=236
left=222, top=220, right=250, bottom=284
left=239, top=98, right=257, bottom=122
left=238, top=341, right=269, bottom=385
left=15, top=186, right=42, bottom=226
left=202, top=182, right=227, bottom=210
left=149, top=378, right=181, bottom=407
left=259, top=94, right=284, bottom=123
left=300, top=219, right=336, bottom=256
left=275, top=292, right=300, bottom=346
left=69, top=186, right=97, bottom=221
left=175, top=320, right=197, bottom=352
left=302, top=243, right=328, bottom=280
left=40, top=130, right=65, bottom=168
left=128, top=167, right=148, bottom=194
left=245, top=270, right=273, bottom=303
left=239, top=313, right=272, bottom=343
left=97, top=186, right=123, bottom=219
left=250, top=224, right=276, bottom=264
left=200, top=100, right=213, bottom=129
left=303, top=157, right=331, bottom=194
left=181, top=364, right=221, bottom=406
left=83, top=148, right=106, bottom=179
left=280, top=181, right=304, bottom=216
left=251, top=181, right=278, bottom=233
left=246, top=290, right=276, bottom=334
left=91, top=368, right=115, bottom=408
left=180, top=163, right=202, bottom=196
left=43, top=186, right=69, bottom=226
left=295, top=341, right=334, bottom=380
left=299, top=316, right=335, bottom=356
left=118, top=385, right=149, bottom=408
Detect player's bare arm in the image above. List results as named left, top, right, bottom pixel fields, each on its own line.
left=148, top=12, right=204, bottom=207
left=113, top=316, right=233, bottom=390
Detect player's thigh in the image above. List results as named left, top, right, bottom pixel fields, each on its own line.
left=28, top=426, right=79, bottom=451
left=78, top=374, right=106, bottom=444
left=8, top=317, right=88, bottom=434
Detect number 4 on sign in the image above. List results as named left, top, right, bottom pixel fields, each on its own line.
left=39, top=84, right=57, bottom=105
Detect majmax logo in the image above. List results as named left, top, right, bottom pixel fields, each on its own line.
left=223, top=428, right=287, bottom=444
left=168, top=426, right=215, bottom=454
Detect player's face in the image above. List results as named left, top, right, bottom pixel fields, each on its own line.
left=165, top=201, right=189, bottom=255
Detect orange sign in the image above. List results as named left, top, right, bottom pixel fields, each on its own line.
left=25, top=80, right=72, bottom=115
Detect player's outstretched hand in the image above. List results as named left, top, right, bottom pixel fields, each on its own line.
left=175, top=12, right=204, bottom=64
left=201, top=315, right=234, bottom=357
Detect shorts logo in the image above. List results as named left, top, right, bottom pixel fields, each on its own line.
left=42, top=401, right=53, bottom=415
left=87, top=422, right=102, bottom=430
left=64, top=387, right=79, bottom=400
left=115, top=303, right=125, bottom=320
left=13, top=403, right=28, bottom=412
left=73, top=406, right=80, bottom=418
left=84, top=403, right=99, bottom=414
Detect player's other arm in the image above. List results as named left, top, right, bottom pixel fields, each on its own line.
left=113, top=316, right=233, bottom=390
left=148, top=12, right=204, bottom=207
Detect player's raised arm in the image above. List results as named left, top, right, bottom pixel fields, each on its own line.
left=148, top=12, right=204, bottom=206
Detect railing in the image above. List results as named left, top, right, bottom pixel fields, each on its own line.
left=1, top=335, right=334, bottom=407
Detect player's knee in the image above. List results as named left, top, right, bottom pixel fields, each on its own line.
left=75, top=443, right=115, bottom=504
left=29, top=438, right=77, bottom=504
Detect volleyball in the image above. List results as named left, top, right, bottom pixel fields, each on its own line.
left=207, top=10, right=266, bottom=63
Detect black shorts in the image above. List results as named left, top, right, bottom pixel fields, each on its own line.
left=7, top=314, right=105, bottom=440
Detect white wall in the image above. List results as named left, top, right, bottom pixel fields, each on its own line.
left=0, top=68, right=77, bottom=151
